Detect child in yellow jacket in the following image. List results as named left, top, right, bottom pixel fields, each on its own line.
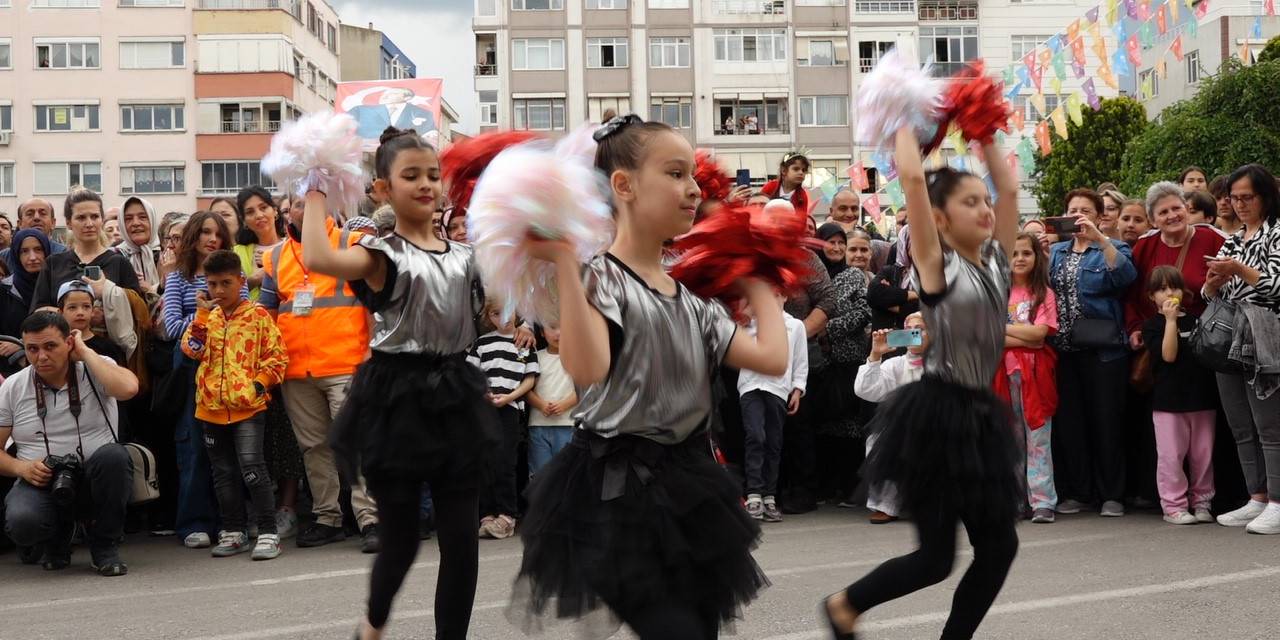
left=181, top=250, right=288, bottom=561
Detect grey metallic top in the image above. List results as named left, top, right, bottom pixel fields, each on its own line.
left=917, top=240, right=1011, bottom=388
left=573, top=254, right=738, bottom=444
left=352, top=234, right=482, bottom=355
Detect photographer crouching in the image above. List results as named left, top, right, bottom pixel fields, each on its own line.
left=1, top=311, right=139, bottom=576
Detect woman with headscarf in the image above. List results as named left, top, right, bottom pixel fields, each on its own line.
left=0, top=229, right=52, bottom=371
left=117, top=196, right=162, bottom=293
left=816, top=223, right=849, bottom=279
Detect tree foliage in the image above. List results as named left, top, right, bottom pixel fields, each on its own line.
left=1029, top=97, right=1148, bottom=215
left=1260, top=35, right=1280, bottom=64
left=1119, top=58, right=1280, bottom=194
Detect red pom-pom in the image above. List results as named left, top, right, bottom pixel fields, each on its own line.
left=670, top=202, right=821, bottom=320
left=440, top=131, right=541, bottom=215
left=942, top=61, right=1012, bottom=146
left=694, top=150, right=733, bottom=203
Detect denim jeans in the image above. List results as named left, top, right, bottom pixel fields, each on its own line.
left=174, top=353, right=219, bottom=539
left=741, top=390, right=787, bottom=497
left=202, top=415, right=276, bottom=535
left=4, top=443, right=133, bottom=550
left=527, top=425, right=574, bottom=477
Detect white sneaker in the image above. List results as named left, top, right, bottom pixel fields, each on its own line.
left=1245, top=503, right=1280, bottom=535
left=275, top=510, right=299, bottom=539
left=1217, top=500, right=1267, bottom=527
left=252, top=534, right=282, bottom=561
left=1163, top=511, right=1197, bottom=525
left=211, top=531, right=250, bottom=557
left=183, top=532, right=211, bottom=549
left=1193, top=506, right=1214, bottom=523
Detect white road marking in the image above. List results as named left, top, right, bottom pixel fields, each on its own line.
left=186, top=602, right=510, bottom=640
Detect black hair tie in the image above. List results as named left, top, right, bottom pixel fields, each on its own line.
left=593, top=114, right=644, bottom=142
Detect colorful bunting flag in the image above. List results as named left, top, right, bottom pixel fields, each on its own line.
left=1087, top=19, right=1102, bottom=42
left=995, top=130, right=1007, bottom=146
left=1195, top=0, right=1209, bottom=19
left=1188, top=17, right=1198, bottom=38
left=1086, top=5, right=1100, bottom=23
left=1157, top=59, right=1167, bottom=79
left=1240, top=39, right=1252, bottom=65
left=1067, top=19, right=1082, bottom=43
left=1172, top=35, right=1184, bottom=61
left=1140, top=22, right=1155, bottom=49
left=885, top=179, right=905, bottom=211
left=1048, top=34, right=1064, bottom=54
left=1072, top=59, right=1087, bottom=79
left=1137, top=0, right=1151, bottom=20
left=1005, top=79, right=1026, bottom=99
left=1072, top=34, right=1088, bottom=66
left=1100, top=64, right=1120, bottom=89
left=1170, top=0, right=1179, bottom=21
left=1084, top=78, right=1102, bottom=109
left=949, top=155, right=969, bottom=172
left=1050, top=106, right=1069, bottom=139
left=848, top=162, right=870, bottom=191
left=864, top=194, right=882, bottom=223
left=1156, top=4, right=1168, bottom=33
left=1183, top=0, right=1193, bottom=10
left=819, top=178, right=840, bottom=202
left=1125, top=0, right=1138, bottom=19
left=947, top=127, right=967, bottom=155
left=1010, top=107, right=1025, bottom=130
left=1267, top=0, right=1276, bottom=16
left=1038, top=47, right=1054, bottom=70
left=1051, top=76, right=1063, bottom=96
left=1127, top=35, right=1143, bottom=65
left=1066, top=93, right=1085, bottom=125
left=1053, top=50, right=1068, bottom=80
left=1030, top=92, right=1047, bottom=117
left=1253, top=16, right=1263, bottom=39
left=1016, top=141, right=1037, bottom=174
left=1140, top=74, right=1153, bottom=99
left=1105, top=0, right=1119, bottom=25
left=1003, top=65, right=1017, bottom=86
left=1036, top=121, right=1053, bottom=155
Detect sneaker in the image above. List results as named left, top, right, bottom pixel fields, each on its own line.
left=183, top=532, right=212, bottom=549
left=478, top=516, right=497, bottom=539
left=18, top=544, right=44, bottom=565
left=212, top=531, right=250, bottom=557
left=296, top=522, right=346, bottom=548
left=1031, top=508, right=1056, bottom=523
left=1163, top=511, right=1198, bottom=525
left=869, top=510, right=898, bottom=524
left=275, top=510, right=299, bottom=540
left=1193, top=506, right=1214, bottom=523
left=1245, top=503, right=1280, bottom=535
left=41, top=524, right=74, bottom=571
left=491, top=515, right=517, bottom=540
left=1055, top=499, right=1090, bottom=514
left=745, top=496, right=764, bottom=521
left=360, top=525, right=381, bottom=554
left=762, top=499, right=783, bottom=523
left=1217, top=500, right=1267, bottom=527
left=90, top=545, right=128, bottom=577
left=1100, top=500, right=1126, bottom=517
left=252, top=534, right=282, bottom=561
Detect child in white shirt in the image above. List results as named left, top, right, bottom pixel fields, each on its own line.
left=526, top=324, right=578, bottom=477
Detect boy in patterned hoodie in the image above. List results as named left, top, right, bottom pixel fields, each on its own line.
left=181, top=250, right=288, bottom=561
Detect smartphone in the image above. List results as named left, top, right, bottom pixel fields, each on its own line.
left=1043, top=216, right=1081, bottom=235
left=84, top=265, right=103, bottom=280
left=886, top=328, right=923, bottom=348
left=736, top=169, right=751, bottom=188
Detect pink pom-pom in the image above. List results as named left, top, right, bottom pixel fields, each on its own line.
left=261, top=111, right=366, bottom=218
left=467, top=126, right=614, bottom=325
left=855, top=48, right=946, bottom=153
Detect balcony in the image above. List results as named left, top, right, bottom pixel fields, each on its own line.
left=220, top=120, right=281, bottom=133
left=713, top=0, right=787, bottom=14
left=197, top=0, right=299, bottom=11
left=715, top=97, right=791, bottom=136
left=475, top=64, right=497, bottom=76
left=854, top=0, right=915, bottom=12
left=918, top=0, right=977, bottom=21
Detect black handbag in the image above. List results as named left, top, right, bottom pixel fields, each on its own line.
left=1070, top=317, right=1124, bottom=349
left=1191, top=297, right=1242, bottom=373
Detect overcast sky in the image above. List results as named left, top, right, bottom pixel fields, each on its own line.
left=336, top=0, right=478, bottom=133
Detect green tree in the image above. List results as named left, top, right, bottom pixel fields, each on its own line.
left=1259, top=35, right=1280, bottom=64
left=1119, top=57, right=1280, bottom=193
left=1030, top=97, right=1148, bottom=216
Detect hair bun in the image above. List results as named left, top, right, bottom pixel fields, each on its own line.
left=379, top=126, right=412, bottom=145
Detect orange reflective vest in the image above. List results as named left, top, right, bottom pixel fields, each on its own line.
left=263, top=219, right=371, bottom=380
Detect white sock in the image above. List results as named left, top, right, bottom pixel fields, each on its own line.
left=747, top=493, right=762, bottom=504
left=762, top=495, right=776, bottom=505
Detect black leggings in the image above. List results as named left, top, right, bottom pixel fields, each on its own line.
left=612, top=600, right=719, bottom=640
left=844, top=501, right=1019, bottom=640
left=366, top=479, right=480, bottom=638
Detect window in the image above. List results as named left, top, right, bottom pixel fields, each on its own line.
left=293, top=53, right=302, bottom=78
left=918, top=0, right=977, bottom=20
left=0, top=39, right=10, bottom=69
left=0, top=163, right=13, bottom=197
left=477, top=0, right=497, bottom=15
left=120, top=0, right=185, bottom=6
left=806, top=40, right=836, bottom=66
left=121, top=166, right=184, bottom=194
left=1010, top=35, right=1051, bottom=62
left=31, top=0, right=100, bottom=6
left=306, top=2, right=319, bottom=35
left=857, top=41, right=894, bottom=72
left=479, top=90, right=499, bottom=125
left=513, top=39, right=565, bottom=70
left=306, top=63, right=317, bottom=88
left=648, top=0, right=688, bottom=6
left=120, top=40, right=185, bottom=69
left=588, top=97, right=630, bottom=123
left=513, top=98, right=566, bottom=131
left=513, top=0, right=563, bottom=9
left=1011, top=93, right=1060, bottom=121
left=197, top=36, right=293, bottom=73
left=201, top=161, right=275, bottom=195
left=121, top=104, right=184, bottom=131
left=797, top=0, right=846, bottom=4
left=1139, top=69, right=1160, bottom=98
left=1186, top=50, right=1201, bottom=84
left=649, top=97, right=693, bottom=128
left=587, top=0, right=626, bottom=7
left=715, top=96, right=789, bottom=135
left=327, top=24, right=337, bottom=54
left=34, top=162, right=101, bottom=194
left=918, top=25, right=977, bottom=76
left=856, top=0, right=915, bottom=11
left=587, top=37, right=629, bottom=68
left=649, top=37, right=690, bottom=68
left=35, top=104, right=100, bottom=132
left=217, top=102, right=284, bottom=133
left=1, top=105, right=11, bottom=131
left=799, top=96, right=848, bottom=126
left=713, top=0, right=786, bottom=13
left=36, top=39, right=101, bottom=69
left=714, top=29, right=788, bottom=62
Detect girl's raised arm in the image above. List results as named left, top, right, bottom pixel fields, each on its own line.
left=984, top=141, right=1021, bottom=252
left=300, top=191, right=387, bottom=291
left=897, top=128, right=944, bottom=296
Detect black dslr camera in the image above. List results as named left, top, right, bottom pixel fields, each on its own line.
left=43, top=454, right=83, bottom=507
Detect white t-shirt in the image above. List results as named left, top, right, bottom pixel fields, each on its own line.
left=529, top=349, right=575, bottom=427
left=0, top=356, right=120, bottom=463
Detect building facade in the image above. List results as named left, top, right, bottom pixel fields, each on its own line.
left=473, top=0, right=1122, bottom=213
left=338, top=22, right=418, bottom=82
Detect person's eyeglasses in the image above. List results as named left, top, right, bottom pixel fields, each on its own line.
left=1230, top=194, right=1257, bottom=205
left=164, top=234, right=182, bottom=245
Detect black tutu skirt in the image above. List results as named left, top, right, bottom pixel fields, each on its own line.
left=329, top=350, right=499, bottom=490
left=507, top=429, right=769, bottom=637
left=862, top=375, right=1023, bottom=524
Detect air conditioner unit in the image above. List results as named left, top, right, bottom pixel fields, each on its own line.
left=0, top=132, right=10, bottom=145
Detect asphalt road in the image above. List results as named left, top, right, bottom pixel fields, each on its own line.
left=3, top=506, right=1278, bottom=640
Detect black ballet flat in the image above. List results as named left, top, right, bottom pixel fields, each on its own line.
left=820, top=596, right=857, bottom=640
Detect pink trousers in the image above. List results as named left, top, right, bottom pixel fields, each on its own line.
left=1152, top=410, right=1216, bottom=515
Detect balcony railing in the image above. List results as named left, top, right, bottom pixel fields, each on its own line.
left=797, top=57, right=848, bottom=67
left=475, top=64, right=497, bottom=76
left=715, top=123, right=791, bottom=135
left=220, top=120, right=281, bottom=133
left=918, top=0, right=977, bottom=20
left=197, top=0, right=300, bottom=13
left=855, top=0, right=914, bottom=11
left=712, top=0, right=786, bottom=14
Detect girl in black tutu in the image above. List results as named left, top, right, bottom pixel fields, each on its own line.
left=299, top=127, right=497, bottom=640
left=508, top=115, right=789, bottom=639
left=822, top=126, right=1024, bottom=640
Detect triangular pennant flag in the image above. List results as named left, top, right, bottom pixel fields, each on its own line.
left=819, top=178, right=840, bottom=203
left=1036, top=121, right=1053, bottom=154
left=1017, top=142, right=1037, bottom=174
left=1050, top=76, right=1062, bottom=96
left=1030, top=91, right=1047, bottom=117
left=1195, top=0, right=1209, bottom=18
left=1170, top=0, right=1180, bottom=21
left=1100, top=64, right=1120, bottom=89
left=1140, top=74, right=1153, bottom=99
left=1003, top=65, right=1017, bottom=86
left=1127, top=35, right=1143, bottom=65
left=1137, top=0, right=1151, bottom=20
left=1114, top=20, right=1128, bottom=45
left=948, top=155, right=969, bottom=172
left=947, top=127, right=967, bottom=154
left=1010, top=107, right=1025, bottom=130
left=1267, top=0, right=1276, bottom=16
left=1067, top=19, right=1082, bottom=43
left=1240, top=39, right=1252, bottom=65
left=1156, top=4, right=1168, bottom=33
left=1066, top=92, right=1084, bottom=125
left=848, top=162, right=870, bottom=191
left=1172, top=35, right=1184, bottom=61
left=884, top=179, right=905, bottom=211
left=1072, top=59, right=1087, bottom=79
left=1048, top=34, right=1064, bottom=54
left=1050, top=106, right=1069, bottom=138
left=1140, top=22, right=1155, bottom=49
left=1029, top=59, right=1044, bottom=91
left=1092, top=31, right=1109, bottom=64
left=1125, top=0, right=1138, bottom=18
left=1087, top=5, right=1100, bottom=23
left=1157, top=59, right=1167, bottom=79
left=1053, top=50, right=1067, bottom=80
left=1005, top=79, right=1026, bottom=99
left=1038, top=47, right=1054, bottom=69
left=864, top=194, right=882, bottom=223
left=995, top=130, right=1007, bottom=146
left=1188, top=17, right=1198, bottom=38
left=1083, top=78, right=1102, bottom=109
left=1253, top=16, right=1263, bottom=39
left=1106, top=0, right=1119, bottom=25
left=1088, top=19, right=1103, bottom=41
left=1071, top=35, right=1088, bottom=66
left=1114, top=48, right=1133, bottom=77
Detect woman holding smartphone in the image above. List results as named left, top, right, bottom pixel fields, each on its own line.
left=31, top=189, right=142, bottom=310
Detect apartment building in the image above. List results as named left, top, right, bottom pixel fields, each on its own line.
left=0, top=0, right=196, bottom=215
left=473, top=0, right=1121, bottom=212
left=1136, top=0, right=1278, bottom=115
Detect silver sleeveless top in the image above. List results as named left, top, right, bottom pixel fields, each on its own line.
left=917, top=240, right=1011, bottom=388
left=355, top=234, right=482, bottom=355
left=574, top=255, right=737, bottom=444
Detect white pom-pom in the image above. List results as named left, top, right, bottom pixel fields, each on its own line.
left=261, top=111, right=366, bottom=217
left=855, top=48, right=946, bottom=152
left=468, top=126, right=614, bottom=325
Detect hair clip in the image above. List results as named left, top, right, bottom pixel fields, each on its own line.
left=593, top=114, right=644, bottom=142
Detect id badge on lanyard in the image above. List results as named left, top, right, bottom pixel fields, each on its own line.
left=294, top=280, right=317, bottom=317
